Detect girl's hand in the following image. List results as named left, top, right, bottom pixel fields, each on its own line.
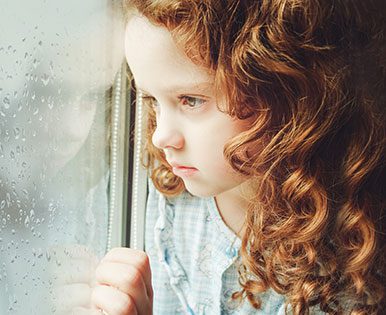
left=91, top=247, right=153, bottom=315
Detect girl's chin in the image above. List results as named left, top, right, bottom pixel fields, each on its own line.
left=183, top=182, right=218, bottom=198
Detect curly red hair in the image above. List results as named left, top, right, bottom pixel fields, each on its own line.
left=126, top=0, right=386, bottom=313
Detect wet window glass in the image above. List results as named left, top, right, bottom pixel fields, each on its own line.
left=0, top=0, right=126, bottom=313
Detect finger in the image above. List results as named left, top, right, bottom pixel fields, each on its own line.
left=101, top=248, right=152, bottom=299
left=95, top=262, right=150, bottom=315
left=91, top=284, right=138, bottom=315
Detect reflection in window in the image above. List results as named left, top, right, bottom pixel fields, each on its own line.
left=0, top=0, right=125, bottom=313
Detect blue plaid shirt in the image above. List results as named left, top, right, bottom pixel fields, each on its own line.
left=145, top=181, right=292, bottom=314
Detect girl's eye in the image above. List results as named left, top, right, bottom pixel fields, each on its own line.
left=141, top=93, right=206, bottom=111
left=178, top=96, right=206, bottom=109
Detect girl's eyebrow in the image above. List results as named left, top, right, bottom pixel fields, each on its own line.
left=164, top=82, right=213, bottom=93
left=136, top=81, right=214, bottom=95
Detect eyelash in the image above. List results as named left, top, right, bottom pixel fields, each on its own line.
left=177, top=95, right=206, bottom=109
left=141, top=94, right=206, bottom=110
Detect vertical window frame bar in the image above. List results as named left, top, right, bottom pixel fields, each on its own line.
left=107, top=64, right=130, bottom=250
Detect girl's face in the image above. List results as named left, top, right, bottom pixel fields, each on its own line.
left=125, top=16, right=250, bottom=198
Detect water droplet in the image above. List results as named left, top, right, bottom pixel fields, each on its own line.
left=32, top=58, right=39, bottom=69
left=14, top=128, right=20, bottom=139
left=24, top=216, right=30, bottom=228
left=41, top=73, right=50, bottom=86
left=3, top=96, right=10, bottom=109
left=22, top=189, right=28, bottom=199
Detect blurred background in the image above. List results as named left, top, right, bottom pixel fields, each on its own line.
left=0, top=0, right=133, bottom=313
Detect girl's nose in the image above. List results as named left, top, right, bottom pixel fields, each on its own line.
left=151, top=112, right=184, bottom=150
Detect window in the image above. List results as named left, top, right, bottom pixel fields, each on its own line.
left=0, top=1, right=141, bottom=313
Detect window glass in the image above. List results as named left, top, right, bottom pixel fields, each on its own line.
left=0, top=0, right=124, bottom=313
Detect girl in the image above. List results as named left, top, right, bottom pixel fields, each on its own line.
left=92, top=0, right=386, bottom=314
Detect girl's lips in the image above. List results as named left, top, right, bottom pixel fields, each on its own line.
left=172, top=166, right=198, bottom=178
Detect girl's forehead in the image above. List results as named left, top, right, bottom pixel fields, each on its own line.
left=125, top=15, right=166, bottom=49
left=125, top=15, right=214, bottom=95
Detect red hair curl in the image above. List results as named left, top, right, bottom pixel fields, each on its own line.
left=126, top=0, right=386, bottom=313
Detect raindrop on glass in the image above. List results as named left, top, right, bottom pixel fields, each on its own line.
left=14, top=128, right=20, bottom=139
left=32, top=58, right=39, bottom=69
left=3, top=96, right=10, bottom=109
left=41, top=73, right=50, bottom=86
left=24, top=216, right=30, bottom=228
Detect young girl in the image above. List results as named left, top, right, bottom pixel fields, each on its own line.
left=91, top=0, right=386, bottom=314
